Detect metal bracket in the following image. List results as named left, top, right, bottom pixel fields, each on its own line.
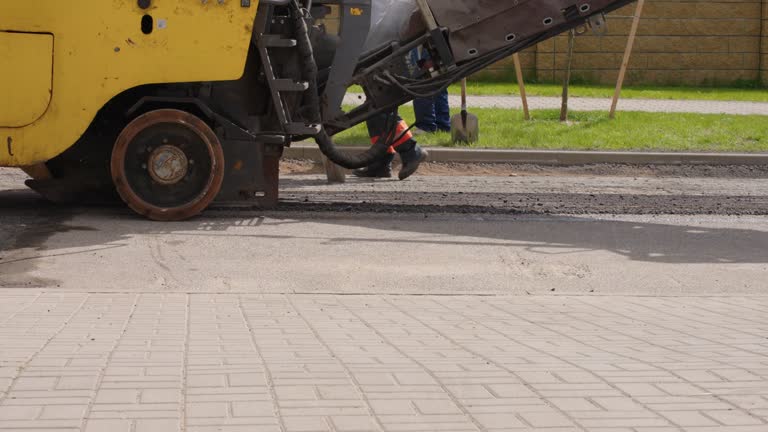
left=416, top=0, right=455, bottom=71
left=320, top=0, right=373, bottom=122
left=126, top=96, right=215, bottom=119
left=125, top=96, right=287, bottom=144
left=588, top=13, right=608, bottom=36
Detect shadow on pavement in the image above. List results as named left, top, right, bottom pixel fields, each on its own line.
left=1, top=188, right=767, bottom=278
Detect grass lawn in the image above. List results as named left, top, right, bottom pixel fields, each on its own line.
left=349, top=82, right=768, bottom=102
left=333, top=106, right=768, bottom=153
left=456, top=82, right=768, bottom=102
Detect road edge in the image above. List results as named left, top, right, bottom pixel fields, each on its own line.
left=284, top=145, right=768, bottom=166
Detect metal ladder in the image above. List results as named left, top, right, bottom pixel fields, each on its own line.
left=254, top=3, right=321, bottom=137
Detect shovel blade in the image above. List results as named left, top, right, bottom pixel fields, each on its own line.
left=450, top=111, right=479, bottom=144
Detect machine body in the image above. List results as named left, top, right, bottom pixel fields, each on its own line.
left=0, top=0, right=635, bottom=220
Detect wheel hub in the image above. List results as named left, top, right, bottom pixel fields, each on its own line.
left=148, top=144, right=188, bottom=185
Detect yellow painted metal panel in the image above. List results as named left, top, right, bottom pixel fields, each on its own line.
left=0, top=32, right=53, bottom=128
left=0, top=0, right=260, bottom=166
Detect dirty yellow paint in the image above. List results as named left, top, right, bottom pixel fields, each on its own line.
left=0, top=32, right=54, bottom=128
left=0, top=0, right=260, bottom=167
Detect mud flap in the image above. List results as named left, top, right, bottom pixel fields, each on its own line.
left=214, top=140, right=283, bottom=208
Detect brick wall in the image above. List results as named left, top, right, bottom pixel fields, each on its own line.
left=478, top=0, right=768, bottom=86
left=762, top=1, right=768, bottom=84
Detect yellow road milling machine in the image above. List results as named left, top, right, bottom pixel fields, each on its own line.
left=0, top=0, right=633, bottom=220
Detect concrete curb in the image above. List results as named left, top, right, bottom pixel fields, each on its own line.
left=284, top=144, right=768, bottom=166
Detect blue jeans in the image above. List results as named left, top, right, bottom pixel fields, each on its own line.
left=413, top=89, right=451, bottom=132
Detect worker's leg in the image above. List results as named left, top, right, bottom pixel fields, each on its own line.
left=413, top=98, right=437, bottom=133
left=352, top=151, right=394, bottom=178
left=353, top=113, right=397, bottom=178
left=435, top=89, right=451, bottom=132
left=395, top=139, right=428, bottom=181
left=356, top=111, right=428, bottom=180
left=381, top=114, right=428, bottom=181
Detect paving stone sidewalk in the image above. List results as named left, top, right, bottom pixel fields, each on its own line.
left=344, top=94, right=768, bottom=116
left=1, top=291, right=767, bottom=432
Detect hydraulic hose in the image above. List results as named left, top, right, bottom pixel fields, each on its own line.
left=293, top=2, right=391, bottom=169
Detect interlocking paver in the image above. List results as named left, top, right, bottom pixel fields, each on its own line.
left=659, top=410, right=719, bottom=427
left=1, top=292, right=767, bottom=431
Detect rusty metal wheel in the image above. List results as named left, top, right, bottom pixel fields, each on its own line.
left=111, top=109, right=225, bottom=221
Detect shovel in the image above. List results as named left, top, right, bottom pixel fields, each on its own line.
left=451, top=78, right=479, bottom=144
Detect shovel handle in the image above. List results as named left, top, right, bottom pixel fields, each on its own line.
left=461, top=78, right=468, bottom=111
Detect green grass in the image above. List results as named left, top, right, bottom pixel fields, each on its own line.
left=459, top=82, right=768, bottom=102
left=333, top=106, right=768, bottom=152
left=349, top=82, right=768, bottom=102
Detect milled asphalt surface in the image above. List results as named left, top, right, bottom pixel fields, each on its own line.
left=278, top=173, right=768, bottom=216
left=2, top=167, right=767, bottom=294
left=1, top=166, right=767, bottom=431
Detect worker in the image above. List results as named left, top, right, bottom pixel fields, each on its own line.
left=353, top=112, right=428, bottom=180
left=407, top=43, right=450, bottom=134
left=413, top=89, right=451, bottom=134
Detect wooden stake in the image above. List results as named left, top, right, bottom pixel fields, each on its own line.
left=560, top=29, right=576, bottom=122
left=512, top=53, right=530, bottom=121
left=322, top=155, right=346, bottom=183
left=610, top=0, right=645, bottom=119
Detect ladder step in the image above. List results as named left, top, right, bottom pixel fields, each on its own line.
left=261, top=35, right=297, bottom=48
left=273, top=79, right=309, bottom=92
left=285, top=123, right=321, bottom=135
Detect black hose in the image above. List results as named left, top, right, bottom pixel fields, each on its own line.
left=293, top=2, right=391, bottom=169
left=383, top=71, right=449, bottom=99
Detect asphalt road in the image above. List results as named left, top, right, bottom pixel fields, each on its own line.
left=2, top=167, right=768, bottom=432
left=1, top=167, right=767, bottom=295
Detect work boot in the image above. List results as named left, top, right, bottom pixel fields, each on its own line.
left=397, top=143, right=428, bottom=180
left=352, top=153, right=394, bottom=178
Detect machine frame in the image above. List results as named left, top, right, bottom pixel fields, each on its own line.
left=0, top=0, right=636, bottom=220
